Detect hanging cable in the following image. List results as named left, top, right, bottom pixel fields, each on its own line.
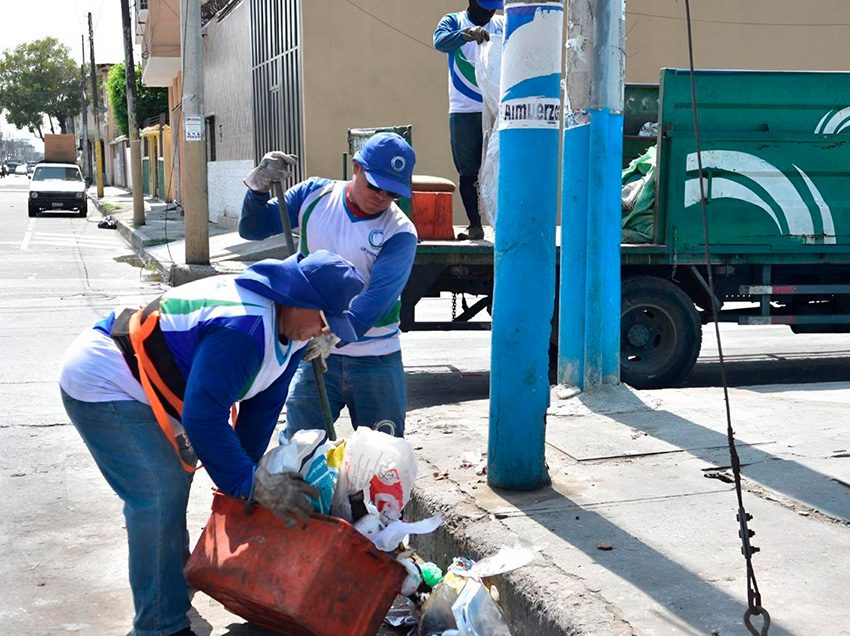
left=682, top=1, right=770, bottom=635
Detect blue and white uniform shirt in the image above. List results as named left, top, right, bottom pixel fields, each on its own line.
left=435, top=12, right=505, bottom=114
left=288, top=179, right=417, bottom=357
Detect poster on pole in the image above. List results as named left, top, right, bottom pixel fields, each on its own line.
left=184, top=116, right=203, bottom=142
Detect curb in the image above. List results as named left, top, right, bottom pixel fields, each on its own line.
left=408, top=461, right=635, bottom=636
left=114, top=217, right=242, bottom=286
left=87, top=192, right=102, bottom=215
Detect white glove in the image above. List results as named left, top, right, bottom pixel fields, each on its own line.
left=244, top=151, right=298, bottom=193
left=302, top=333, right=340, bottom=373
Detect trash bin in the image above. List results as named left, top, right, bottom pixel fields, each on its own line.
left=410, top=176, right=456, bottom=241
left=185, top=491, right=407, bottom=636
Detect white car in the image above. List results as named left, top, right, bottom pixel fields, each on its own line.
left=14, top=164, right=28, bottom=175
left=28, top=163, right=87, bottom=218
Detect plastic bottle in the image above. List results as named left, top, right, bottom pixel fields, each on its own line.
left=418, top=583, right=459, bottom=636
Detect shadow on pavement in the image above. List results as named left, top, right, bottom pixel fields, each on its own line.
left=492, top=485, right=797, bottom=636
left=406, top=366, right=490, bottom=410
left=686, top=351, right=850, bottom=387
left=609, top=408, right=850, bottom=522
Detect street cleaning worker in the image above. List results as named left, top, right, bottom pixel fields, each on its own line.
left=58, top=251, right=364, bottom=636
left=434, top=0, right=505, bottom=241
left=238, top=132, right=417, bottom=438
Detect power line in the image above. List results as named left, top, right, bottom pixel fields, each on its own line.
left=628, top=10, right=850, bottom=28
left=340, top=0, right=433, bottom=50
left=94, top=0, right=107, bottom=33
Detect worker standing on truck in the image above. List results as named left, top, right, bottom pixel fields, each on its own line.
left=434, top=0, right=505, bottom=241
left=239, top=133, right=418, bottom=439
left=58, top=251, right=364, bottom=636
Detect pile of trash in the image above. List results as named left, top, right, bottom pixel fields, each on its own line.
left=259, top=428, right=531, bottom=635
left=621, top=144, right=657, bottom=244
left=261, top=427, right=436, bottom=547
left=385, top=537, right=537, bottom=636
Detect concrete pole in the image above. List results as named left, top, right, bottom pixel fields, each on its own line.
left=120, top=0, right=146, bottom=225
left=558, top=0, right=624, bottom=389
left=587, top=0, right=625, bottom=386
left=488, top=0, right=564, bottom=491
left=181, top=0, right=209, bottom=265
left=88, top=13, right=104, bottom=198
left=558, top=0, right=592, bottom=388
left=80, top=38, right=91, bottom=184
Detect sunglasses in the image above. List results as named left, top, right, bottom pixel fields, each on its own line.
left=319, top=310, right=333, bottom=335
left=366, top=182, right=403, bottom=201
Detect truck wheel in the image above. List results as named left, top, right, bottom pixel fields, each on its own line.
left=621, top=276, right=702, bottom=389
left=28, top=206, right=37, bottom=218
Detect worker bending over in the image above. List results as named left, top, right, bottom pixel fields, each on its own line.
left=59, top=251, right=364, bottom=636
left=239, top=132, right=417, bottom=438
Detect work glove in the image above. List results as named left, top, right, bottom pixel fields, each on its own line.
left=462, top=26, right=490, bottom=44
left=301, top=333, right=341, bottom=373
left=244, top=151, right=298, bottom=193
left=252, top=465, right=319, bottom=527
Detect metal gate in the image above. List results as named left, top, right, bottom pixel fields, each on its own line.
left=250, top=0, right=304, bottom=183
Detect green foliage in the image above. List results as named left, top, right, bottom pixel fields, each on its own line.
left=106, top=63, right=169, bottom=137
left=0, top=38, right=80, bottom=138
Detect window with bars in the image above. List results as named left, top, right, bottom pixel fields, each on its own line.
left=250, top=0, right=304, bottom=184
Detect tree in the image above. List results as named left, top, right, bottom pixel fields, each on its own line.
left=0, top=38, right=80, bottom=139
left=105, top=62, right=169, bottom=137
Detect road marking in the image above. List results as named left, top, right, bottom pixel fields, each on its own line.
left=20, top=219, right=35, bottom=251
left=18, top=227, right=123, bottom=251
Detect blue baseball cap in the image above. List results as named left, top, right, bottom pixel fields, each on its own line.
left=476, top=0, right=503, bottom=9
left=236, top=251, right=365, bottom=342
left=353, top=132, right=416, bottom=199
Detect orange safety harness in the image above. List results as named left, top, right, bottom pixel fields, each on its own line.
left=112, top=300, right=237, bottom=474
left=128, top=308, right=199, bottom=473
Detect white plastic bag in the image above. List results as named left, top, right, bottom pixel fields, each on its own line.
left=476, top=37, right=503, bottom=227
left=331, top=428, right=417, bottom=524
left=261, top=429, right=340, bottom=514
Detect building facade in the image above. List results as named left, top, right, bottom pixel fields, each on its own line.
left=140, top=0, right=850, bottom=225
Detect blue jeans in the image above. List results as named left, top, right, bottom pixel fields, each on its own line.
left=284, top=351, right=407, bottom=439
left=61, top=389, right=192, bottom=636
left=449, top=111, right=484, bottom=227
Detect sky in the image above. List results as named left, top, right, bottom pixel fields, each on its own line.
left=0, top=0, right=139, bottom=150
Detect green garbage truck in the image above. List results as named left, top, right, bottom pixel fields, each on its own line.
left=400, top=68, right=850, bottom=388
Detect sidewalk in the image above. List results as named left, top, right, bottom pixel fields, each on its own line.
left=88, top=185, right=283, bottom=284
left=93, top=186, right=850, bottom=636
left=407, top=383, right=850, bottom=636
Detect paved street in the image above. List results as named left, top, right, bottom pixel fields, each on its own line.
left=2, top=174, right=850, bottom=635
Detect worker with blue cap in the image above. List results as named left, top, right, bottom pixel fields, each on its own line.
left=434, top=0, right=505, bottom=241
left=58, top=251, right=365, bottom=636
left=239, top=132, right=418, bottom=440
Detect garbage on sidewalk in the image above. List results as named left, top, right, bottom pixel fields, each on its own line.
left=384, top=538, right=538, bottom=636
left=186, top=428, right=444, bottom=636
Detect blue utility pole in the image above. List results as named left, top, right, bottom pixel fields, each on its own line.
left=558, top=0, right=625, bottom=389
left=489, top=0, right=564, bottom=491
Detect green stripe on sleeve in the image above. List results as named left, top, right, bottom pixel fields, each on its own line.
left=374, top=300, right=402, bottom=328
left=299, top=190, right=333, bottom=256
left=159, top=298, right=264, bottom=315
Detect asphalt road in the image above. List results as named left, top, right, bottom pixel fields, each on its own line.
left=2, top=171, right=849, bottom=636
left=0, top=176, right=412, bottom=636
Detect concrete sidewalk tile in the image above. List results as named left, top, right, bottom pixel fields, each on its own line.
left=405, top=381, right=850, bottom=636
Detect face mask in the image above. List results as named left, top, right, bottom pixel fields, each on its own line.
left=467, top=1, right=496, bottom=26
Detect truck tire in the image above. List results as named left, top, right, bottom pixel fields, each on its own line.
left=621, top=276, right=702, bottom=389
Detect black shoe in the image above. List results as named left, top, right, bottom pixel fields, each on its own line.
left=457, top=225, right=484, bottom=240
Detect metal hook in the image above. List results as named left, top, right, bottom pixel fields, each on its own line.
left=744, top=607, right=771, bottom=636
